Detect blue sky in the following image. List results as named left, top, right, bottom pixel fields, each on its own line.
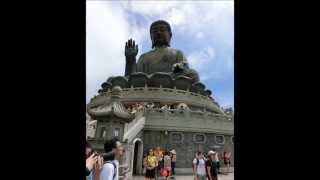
left=87, top=0, right=234, bottom=108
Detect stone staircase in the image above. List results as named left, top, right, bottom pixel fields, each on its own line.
left=123, top=111, right=145, bottom=142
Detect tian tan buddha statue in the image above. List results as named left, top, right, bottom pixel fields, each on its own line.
left=124, top=20, right=200, bottom=83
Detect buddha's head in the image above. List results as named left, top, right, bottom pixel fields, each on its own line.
left=150, top=20, right=172, bottom=48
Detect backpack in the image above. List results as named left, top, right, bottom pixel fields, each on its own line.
left=192, top=158, right=200, bottom=170
left=105, top=161, right=117, bottom=180
left=210, top=160, right=218, bottom=175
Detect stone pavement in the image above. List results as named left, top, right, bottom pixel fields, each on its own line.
left=132, top=172, right=234, bottom=180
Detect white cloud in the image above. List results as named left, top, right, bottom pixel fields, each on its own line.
left=86, top=2, right=129, bottom=102
left=125, top=1, right=180, bottom=18
left=196, top=32, right=204, bottom=39
left=216, top=92, right=234, bottom=109
left=86, top=1, right=148, bottom=102
left=188, top=47, right=215, bottom=74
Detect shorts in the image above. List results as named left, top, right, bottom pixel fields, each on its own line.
left=145, top=168, right=156, bottom=178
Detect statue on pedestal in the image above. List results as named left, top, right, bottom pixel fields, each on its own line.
left=125, top=20, right=199, bottom=83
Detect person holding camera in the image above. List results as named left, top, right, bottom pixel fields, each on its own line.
left=86, top=153, right=97, bottom=177
left=86, top=141, right=104, bottom=180
left=86, top=142, right=97, bottom=178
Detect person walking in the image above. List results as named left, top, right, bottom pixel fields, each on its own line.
left=170, top=149, right=176, bottom=176
left=192, top=151, right=207, bottom=180
left=223, top=151, right=231, bottom=173
left=214, top=151, right=220, bottom=174
left=206, top=151, right=218, bottom=180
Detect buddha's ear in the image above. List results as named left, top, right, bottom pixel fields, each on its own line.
left=167, top=38, right=171, bottom=47
left=150, top=33, right=154, bottom=48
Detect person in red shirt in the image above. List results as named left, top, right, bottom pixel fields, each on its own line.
left=223, top=151, right=231, bottom=173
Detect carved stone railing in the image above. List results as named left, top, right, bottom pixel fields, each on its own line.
left=123, top=117, right=145, bottom=143
left=143, top=109, right=233, bottom=135
left=90, top=87, right=224, bottom=114
left=124, top=110, right=144, bottom=134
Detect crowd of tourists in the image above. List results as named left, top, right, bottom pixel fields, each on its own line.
left=86, top=138, right=232, bottom=180
left=126, top=103, right=145, bottom=114
left=143, top=147, right=177, bottom=180
left=125, top=102, right=189, bottom=114
left=192, top=150, right=232, bottom=180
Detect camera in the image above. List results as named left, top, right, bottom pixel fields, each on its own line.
left=87, top=150, right=100, bottom=159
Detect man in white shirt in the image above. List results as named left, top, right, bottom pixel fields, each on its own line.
left=100, top=159, right=119, bottom=180
left=193, top=151, right=207, bottom=180
left=95, top=137, right=124, bottom=180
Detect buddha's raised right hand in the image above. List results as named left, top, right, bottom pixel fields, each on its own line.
left=125, top=38, right=138, bottom=60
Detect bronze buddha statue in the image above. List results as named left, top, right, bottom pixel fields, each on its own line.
left=124, top=20, right=199, bottom=83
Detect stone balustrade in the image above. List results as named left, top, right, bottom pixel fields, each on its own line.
left=90, top=87, right=223, bottom=114
left=144, top=109, right=233, bottom=135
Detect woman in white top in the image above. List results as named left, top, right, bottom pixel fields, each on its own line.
left=193, top=151, right=206, bottom=180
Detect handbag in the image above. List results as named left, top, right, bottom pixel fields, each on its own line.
left=161, top=168, right=169, bottom=177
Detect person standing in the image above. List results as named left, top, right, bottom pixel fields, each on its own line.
left=163, top=151, right=171, bottom=179
left=143, top=153, right=147, bottom=175
left=206, top=151, right=218, bottom=180
left=192, top=153, right=198, bottom=177
left=86, top=153, right=97, bottom=179
left=86, top=141, right=94, bottom=174
left=170, top=149, right=177, bottom=176
left=192, top=151, right=207, bottom=180
left=94, top=137, right=124, bottom=180
left=214, top=151, right=220, bottom=174
left=223, top=151, right=232, bottom=173
left=145, top=149, right=158, bottom=180
left=86, top=141, right=98, bottom=179
left=154, top=147, right=163, bottom=178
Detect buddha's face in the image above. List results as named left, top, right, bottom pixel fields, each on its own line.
left=150, top=23, right=171, bottom=48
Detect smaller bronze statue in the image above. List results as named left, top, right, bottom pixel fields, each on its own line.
left=124, top=20, right=199, bottom=83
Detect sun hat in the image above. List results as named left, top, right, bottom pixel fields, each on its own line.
left=170, top=149, right=176, bottom=155
left=208, top=150, right=216, bottom=155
